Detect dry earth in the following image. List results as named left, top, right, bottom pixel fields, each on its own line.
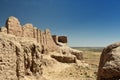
left=42, top=48, right=102, bottom=80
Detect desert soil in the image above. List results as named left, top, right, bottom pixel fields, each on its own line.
left=42, top=48, right=102, bottom=80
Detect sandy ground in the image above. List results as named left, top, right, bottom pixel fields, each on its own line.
left=41, top=50, right=101, bottom=80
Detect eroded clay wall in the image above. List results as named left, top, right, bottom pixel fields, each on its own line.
left=22, top=24, right=34, bottom=38
left=0, top=16, right=59, bottom=52
left=0, top=37, right=18, bottom=80
left=6, top=16, right=23, bottom=37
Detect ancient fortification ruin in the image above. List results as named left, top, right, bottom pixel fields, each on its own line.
left=1, top=16, right=120, bottom=80
left=0, top=16, right=83, bottom=80
left=0, top=16, right=59, bottom=52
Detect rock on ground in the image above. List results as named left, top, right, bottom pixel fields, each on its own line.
left=97, top=42, right=120, bottom=80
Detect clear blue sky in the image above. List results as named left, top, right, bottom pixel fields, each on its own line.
left=0, top=0, right=120, bottom=47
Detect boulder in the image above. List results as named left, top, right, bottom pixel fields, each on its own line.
left=97, top=42, right=120, bottom=80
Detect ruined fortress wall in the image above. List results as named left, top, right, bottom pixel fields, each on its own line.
left=0, top=16, right=59, bottom=52
left=58, top=36, right=67, bottom=43
left=52, top=35, right=67, bottom=45
left=6, top=16, right=23, bottom=37
left=0, top=38, right=18, bottom=80
left=22, top=23, right=34, bottom=38
left=0, top=33, right=43, bottom=80
left=45, top=29, right=59, bottom=52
